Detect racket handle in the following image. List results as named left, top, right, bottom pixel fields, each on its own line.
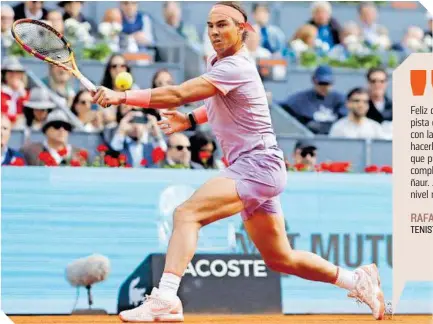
left=77, top=74, right=97, bottom=92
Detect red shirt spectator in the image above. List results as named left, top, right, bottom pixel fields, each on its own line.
left=1, top=57, right=29, bottom=126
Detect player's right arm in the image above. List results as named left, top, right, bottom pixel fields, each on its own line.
left=92, top=77, right=219, bottom=109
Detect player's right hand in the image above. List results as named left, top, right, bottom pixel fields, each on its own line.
left=92, top=86, right=125, bottom=107
left=157, top=110, right=191, bottom=135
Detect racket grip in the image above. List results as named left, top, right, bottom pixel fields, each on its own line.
left=78, top=74, right=97, bottom=92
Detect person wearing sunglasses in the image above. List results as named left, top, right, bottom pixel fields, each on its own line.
left=292, top=140, right=317, bottom=171
left=159, top=133, right=193, bottom=169
left=100, top=54, right=139, bottom=128
left=278, top=65, right=346, bottom=135
left=21, top=109, right=89, bottom=166
left=365, top=67, right=392, bottom=124
left=329, top=87, right=385, bottom=139
left=70, top=90, right=103, bottom=133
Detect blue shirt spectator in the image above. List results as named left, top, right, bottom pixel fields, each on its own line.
left=278, top=65, right=346, bottom=134
left=252, top=3, right=286, bottom=54
left=308, top=1, right=341, bottom=49
left=120, top=1, right=154, bottom=48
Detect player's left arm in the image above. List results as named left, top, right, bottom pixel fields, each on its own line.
left=93, top=77, right=219, bottom=109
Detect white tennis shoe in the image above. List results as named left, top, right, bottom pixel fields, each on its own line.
left=119, top=288, right=184, bottom=322
left=348, top=264, right=385, bottom=320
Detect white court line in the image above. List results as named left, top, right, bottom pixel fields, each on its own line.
left=0, top=311, right=14, bottom=324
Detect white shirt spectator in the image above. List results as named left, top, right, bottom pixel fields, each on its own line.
left=329, top=116, right=385, bottom=139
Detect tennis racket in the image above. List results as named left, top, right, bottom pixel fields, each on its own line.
left=11, top=18, right=97, bottom=93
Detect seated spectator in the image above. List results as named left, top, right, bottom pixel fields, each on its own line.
left=23, top=87, right=56, bottom=135
left=159, top=133, right=192, bottom=169
left=46, top=10, right=64, bottom=34
left=1, top=5, right=15, bottom=51
left=163, top=1, right=200, bottom=47
left=358, top=2, right=383, bottom=46
left=42, top=65, right=76, bottom=107
left=21, top=109, right=89, bottom=166
left=292, top=24, right=318, bottom=49
left=329, top=87, right=385, bottom=139
left=278, top=65, right=346, bottom=134
left=291, top=139, right=317, bottom=171
left=308, top=1, right=341, bottom=49
left=366, top=67, right=392, bottom=124
left=391, top=26, right=426, bottom=54
left=120, top=1, right=154, bottom=49
left=1, top=114, right=26, bottom=166
left=101, top=54, right=137, bottom=91
left=286, top=24, right=319, bottom=58
left=58, top=1, right=96, bottom=34
left=70, top=90, right=103, bottom=133
left=99, top=8, right=123, bottom=52
left=110, top=110, right=167, bottom=168
left=148, top=68, right=178, bottom=119
left=245, top=30, right=272, bottom=61
left=1, top=57, right=29, bottom=128
left=13, top=1, right=48, bottom=21
left=328, top=21, right=363, bottom=60
left=189, top=131, right=224, bottom=170
left=100, top=54, right=138, bottom=127
left=252, top=3, right=286, bottom=54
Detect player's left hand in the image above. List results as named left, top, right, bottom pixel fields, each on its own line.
left=157, top=110, right=191, bottom=135
left=92, top=86, right=124, bottom=107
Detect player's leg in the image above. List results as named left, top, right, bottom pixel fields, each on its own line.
left=119, top=176, right=244, bottom=323
left=242, top=202, right=338, bottom=282
left=163, top=176, right=244, bottom=277
left=243, top=201, right=385, bottom=320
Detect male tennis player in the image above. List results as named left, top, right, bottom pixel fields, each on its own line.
left=93, top=2, right=385, bottom=322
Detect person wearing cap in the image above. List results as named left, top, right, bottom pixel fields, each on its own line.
left=23, top=87, right=56, bottom=133
left=110, top=110, right=167, bottom=168
left=1, top=114, right=26, bottom=166
left=12, top=1, right=48, bottom=21
left=1, top=57, right=30, bottom=128
left=20, top=109, right=89, bottom=166
left=292, top=139, right=317, bottom=171
left=58, top=1, right=96, bottom=34
left=279, top=65, right=346, bottom=134
left=329, top=87, right=385, bottom=140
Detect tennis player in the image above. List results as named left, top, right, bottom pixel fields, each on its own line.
left=93, top=2, right=385, bottom=322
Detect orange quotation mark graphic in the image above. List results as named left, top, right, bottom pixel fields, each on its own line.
left=410, top=70, right=431, bottom=96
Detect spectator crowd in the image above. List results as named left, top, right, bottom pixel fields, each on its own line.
left=2, top=1, right=429, bottom=171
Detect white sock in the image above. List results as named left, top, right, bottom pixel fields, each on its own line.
left=158, top=272, right=181, bottom=299
left=334, top=267, right=357, bottom=291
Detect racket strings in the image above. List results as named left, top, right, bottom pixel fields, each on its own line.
left=14, top=22, right=70, bottom=62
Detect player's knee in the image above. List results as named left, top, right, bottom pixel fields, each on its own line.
left=172, top=204, right=200, bottom=228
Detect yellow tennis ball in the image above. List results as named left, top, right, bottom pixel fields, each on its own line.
left=115, top=72, right=133, bottom=90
